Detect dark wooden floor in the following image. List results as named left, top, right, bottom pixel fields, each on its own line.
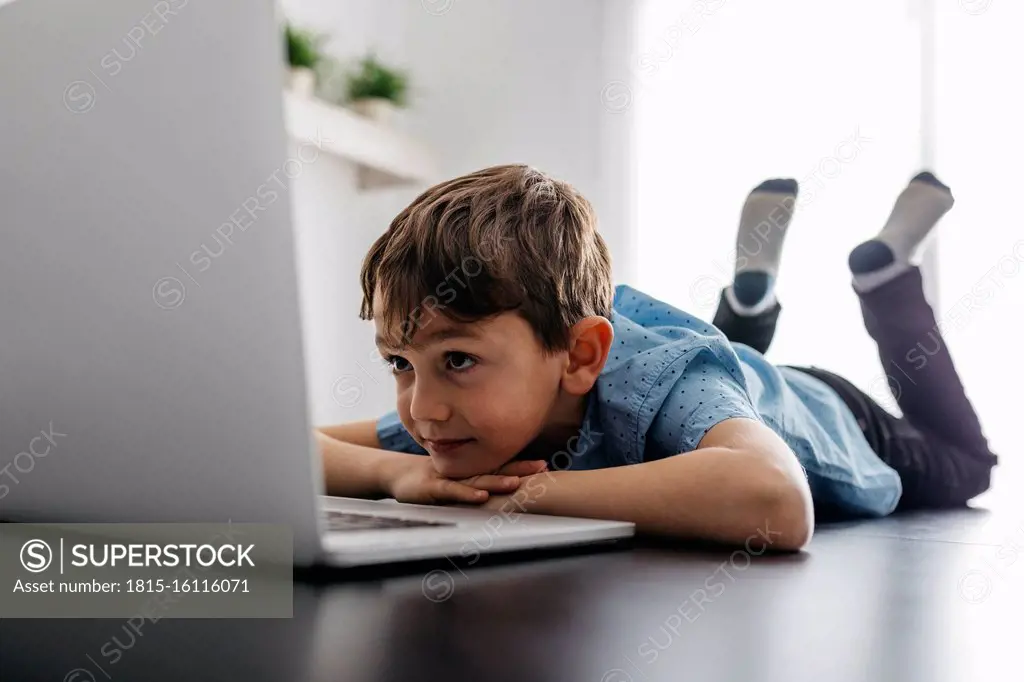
left=3, top=469, right=1021, bottom=682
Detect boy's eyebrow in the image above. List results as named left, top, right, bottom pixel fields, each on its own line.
left=375, top=325, right=482, bottom=352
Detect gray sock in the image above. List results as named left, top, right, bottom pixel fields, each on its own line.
left=849, top=171, right=954, bottom=292
left=728, top=178, right=798, bottom=316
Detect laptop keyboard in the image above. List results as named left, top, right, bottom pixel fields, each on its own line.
left=324, top=510, right=457, bottom=532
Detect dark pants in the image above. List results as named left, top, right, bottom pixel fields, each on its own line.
left=711, top=267, right=998, bottom=513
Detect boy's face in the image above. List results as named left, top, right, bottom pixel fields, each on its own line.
left=375, top=310, right=572, bottom=479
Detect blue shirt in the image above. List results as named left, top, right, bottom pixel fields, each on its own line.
left=377, top=284, right=903, bottom=518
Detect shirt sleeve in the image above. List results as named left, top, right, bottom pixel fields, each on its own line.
left=375, top=410, right=428, bottom=455
left=647, top=348, right=764, bottom=457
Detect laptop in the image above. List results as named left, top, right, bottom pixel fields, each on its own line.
left=0, top=0, right=633, bottom=567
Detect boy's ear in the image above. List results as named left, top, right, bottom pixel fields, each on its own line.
left=561, top=316, right=614, bottom=396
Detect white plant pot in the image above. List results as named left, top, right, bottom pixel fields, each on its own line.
left=349, top=98, right=398, bottom=124
left=288, top=67, right=316, bottom=97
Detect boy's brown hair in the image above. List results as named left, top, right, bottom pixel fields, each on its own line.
left=360, top=164, right=613, bottom=353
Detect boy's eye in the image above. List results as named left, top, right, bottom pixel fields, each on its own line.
left=386, top=355, right=412, bottom=373
left=384, top=352, right=476, bottom=374
left=446, top=352, right=477, bottom=371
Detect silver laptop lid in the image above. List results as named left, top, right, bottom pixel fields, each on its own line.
left=0, top=0, right=324, bottom=565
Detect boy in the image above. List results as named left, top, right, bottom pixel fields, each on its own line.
left=315, top=165, right=999, bottom=551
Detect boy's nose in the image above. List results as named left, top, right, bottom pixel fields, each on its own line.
left=409, top=379, right=452, bottom=423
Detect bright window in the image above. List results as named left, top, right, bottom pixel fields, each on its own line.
left=635, top=0, right=1020, bottom=463
left=636, top=0, right=920, bottom=406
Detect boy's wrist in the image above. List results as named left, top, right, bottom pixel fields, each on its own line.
left=318, top=430, right=415, bottom=499
left=372, top=450, right=413, bottom=499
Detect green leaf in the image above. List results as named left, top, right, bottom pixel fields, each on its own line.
left=345, top=53, right=409, bottom=107
left=285, top=23, right=324, bottom=69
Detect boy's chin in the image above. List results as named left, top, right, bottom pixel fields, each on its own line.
left=431, top=452, right=516, bottom=480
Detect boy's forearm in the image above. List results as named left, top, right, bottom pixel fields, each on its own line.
left=315, top=431, right=407, bottom=499
left=492, top=448, right=813, bottom=550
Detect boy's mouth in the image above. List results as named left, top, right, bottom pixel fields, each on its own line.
left=423, top=438, right=475, bottom=454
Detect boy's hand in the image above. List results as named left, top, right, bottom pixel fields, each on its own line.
left=383, top=457, right=548, bottom=505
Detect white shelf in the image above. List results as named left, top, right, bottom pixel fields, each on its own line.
left=282, top=91, right=437, bottom=190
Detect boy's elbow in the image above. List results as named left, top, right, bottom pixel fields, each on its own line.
left=763, top=474, right=815, bottom=551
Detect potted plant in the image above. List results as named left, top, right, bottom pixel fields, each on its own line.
left=345, top=53, right=409, bottom=123
left=285, top=23, right=324, bottom=97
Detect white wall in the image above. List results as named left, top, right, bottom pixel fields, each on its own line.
left=632, top=0, right=1019, bottom=483
left=281, top=0, right=635, bottom=426
left=932, top=1, right=1024, bottom=473
left=634, top=0, right=921, bottom=410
